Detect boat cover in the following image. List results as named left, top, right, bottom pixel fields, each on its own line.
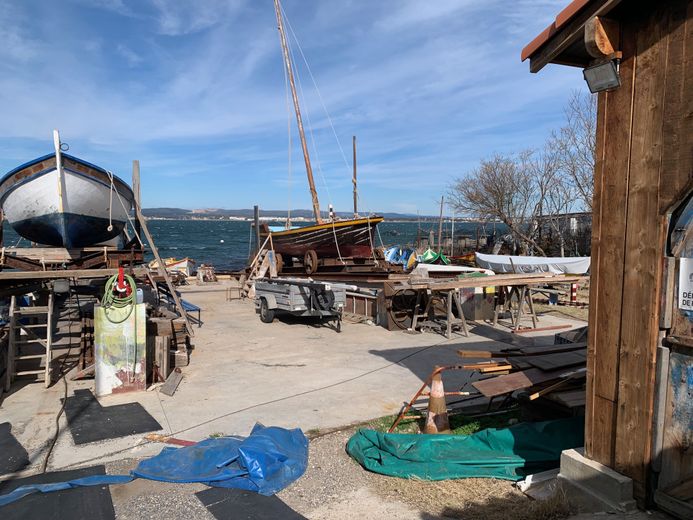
left=0, top=424, right=308, bottom=506
left=346, top=417, right=584, bottom=481
left=419, top=248, right=450, bottom=265
left=475, top=253, right=591, bottom=274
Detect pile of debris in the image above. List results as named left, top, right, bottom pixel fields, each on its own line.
left=460, top=327, right=588, bottom=415
left=148, top=312, right=192, bottom=384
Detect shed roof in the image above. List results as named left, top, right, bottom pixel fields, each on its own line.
left=521, top=0, right=622, bottom=72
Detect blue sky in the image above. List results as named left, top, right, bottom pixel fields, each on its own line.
left=0, top=0, right=585, bottom=215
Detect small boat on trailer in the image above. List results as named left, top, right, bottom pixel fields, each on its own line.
left=0, top=130, right=134, bottom=249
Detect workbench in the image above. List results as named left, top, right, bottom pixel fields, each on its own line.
left=403, top=274, right=586, bottom=338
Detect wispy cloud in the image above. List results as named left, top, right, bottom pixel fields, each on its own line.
left=0, top=0, right=582, bottom=213
left=116, top=43, right=143, bottom=66
left=150, top=0, right=246, bottom=35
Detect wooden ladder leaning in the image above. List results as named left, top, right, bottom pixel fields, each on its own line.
left=5, top=292, right=54, bottom=391
left=241, top=236, right=276, bottom=299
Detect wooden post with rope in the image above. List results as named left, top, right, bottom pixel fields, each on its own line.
left=132, top=160, right=194, bottom=336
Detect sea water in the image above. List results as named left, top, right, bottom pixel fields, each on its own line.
left=1, top=219, right=494, bottom=271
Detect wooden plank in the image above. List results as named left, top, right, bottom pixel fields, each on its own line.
left=524, top=350, right=586, bottom=371
left=160, top=367, right=183, bottom=396
left=547, top=389, right=587, bottom=409
left=528, top=0, right=622, bottom=72
left=586, top=3, right=638, bottom=468
left=614, top=4, right=669, bottom=494
left=0, top=267, right=147, bottom=280
left=133, top=161, right=194, bottom=337
left=657, top=0, right=693, bottom=213
left=408, top=275, right=586, bottom=292
left=457, top=341, right=586, bottom=360
left=472, top=367, right=586, bottom=398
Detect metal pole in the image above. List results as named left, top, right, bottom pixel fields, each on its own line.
left=132, top=160, right=142, bottom=246
left=437, top=196, right=444, bottom=253
left=353, top=135, right=358, bottom=217
left=254, top=205, right=261, bottom=255
left=273, top=0, right=322, bottom=224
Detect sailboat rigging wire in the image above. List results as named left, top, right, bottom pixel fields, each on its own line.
left=106, top=170, right=145, bottom=249
left=280, top=2, right=382, bottom=230
left=330, top=220, right=345, bottom=264
left=107, top=174, right=115, bottom=232
left=286, top=32, right=333, bottom=208
left=280, top=3, right=352, bottom=176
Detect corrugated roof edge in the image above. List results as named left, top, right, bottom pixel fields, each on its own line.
left=520, top=0, right=592, bottom=61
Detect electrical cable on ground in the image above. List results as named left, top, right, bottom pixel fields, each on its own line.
left=40, top=280, right=80, bottom=473
left=54, top=335, right=456, bottom=471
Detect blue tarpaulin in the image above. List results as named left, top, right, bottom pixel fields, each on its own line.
left=0, top=424, right=308, bottom=507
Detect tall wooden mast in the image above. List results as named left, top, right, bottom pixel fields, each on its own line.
left=352, top=135, right=358, bottom=217
left=274, top=0, right=323, bottom=224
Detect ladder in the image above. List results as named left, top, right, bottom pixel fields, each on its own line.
left=241, top=240, right=277, bottom=299
left=5, top=292, right=54, bottom=390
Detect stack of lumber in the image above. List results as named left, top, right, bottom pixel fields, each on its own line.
left=459, top=340, right=587, bottom=412
left=148, top=316, right=191, bottom=379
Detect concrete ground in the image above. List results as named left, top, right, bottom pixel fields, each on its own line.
left=1, top=280, right=593, bottom=518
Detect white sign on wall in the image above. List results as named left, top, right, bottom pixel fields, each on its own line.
left=679, top=258, right=693, bottom=311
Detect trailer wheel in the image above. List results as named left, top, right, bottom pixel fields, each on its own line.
left=260, top=298, right=275, bottom=323
left=304, top=249, right=318, bottom=274
left=274, top=253, right=283, bottom=274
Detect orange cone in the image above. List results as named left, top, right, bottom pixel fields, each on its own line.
left=424, top=367, right=451, bottom=434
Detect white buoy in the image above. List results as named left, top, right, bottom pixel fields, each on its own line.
left=220, top=239, right=224, bottom=243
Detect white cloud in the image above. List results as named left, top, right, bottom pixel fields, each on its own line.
left=0, top=0, right=582, bottom=213
left=116, top=43, right=143, bottom=66
left=150, top=0, right=246, bottom=35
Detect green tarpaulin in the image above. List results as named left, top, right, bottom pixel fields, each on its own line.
left=346, top=417, right=584, bottom=481
left=420, top=248, right=451, bottom=265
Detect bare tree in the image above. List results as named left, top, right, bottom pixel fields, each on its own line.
left=526, top=146, right=577, bottom=257
left=549, top=90, right=597, bottom=211
left=448, top=152, right=547, bottom=256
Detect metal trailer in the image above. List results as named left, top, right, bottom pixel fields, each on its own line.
left=254, top=278, right=346, bottom=331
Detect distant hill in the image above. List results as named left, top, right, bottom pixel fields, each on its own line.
left=141, top=207, right=440, bottom=220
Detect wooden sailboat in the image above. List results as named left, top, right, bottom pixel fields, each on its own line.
left=0, top=130, right=134, bottom=248
left=261, top=0, right=383, bottom=269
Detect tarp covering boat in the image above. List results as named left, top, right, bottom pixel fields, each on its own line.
left=346, top=417, right=584, bottom=481
left=0, top=424, right=308, bottom=506
left=419, top=248, right=450, bottom=265
left=475, top=253, right=591, bottom=274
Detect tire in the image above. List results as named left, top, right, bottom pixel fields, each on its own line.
left=304, top=249, right=318, bottom=274
left=260, top=298, right=275, bottom=323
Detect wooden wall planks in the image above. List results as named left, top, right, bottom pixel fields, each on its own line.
left=614, top=3, right=668, bottom=496
left=587, top=0, right=693, bottom=501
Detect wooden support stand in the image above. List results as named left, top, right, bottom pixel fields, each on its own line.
left=410, top=289, right=469, bottom=339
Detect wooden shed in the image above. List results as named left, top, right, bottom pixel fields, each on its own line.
left=522, top=0, right=692, bottom=515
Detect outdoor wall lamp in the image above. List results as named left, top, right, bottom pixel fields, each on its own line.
left=583, top=59, right=621, bottom=93
left=583, top=16, right=621, bottom=93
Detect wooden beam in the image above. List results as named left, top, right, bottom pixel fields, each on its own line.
left=614, top=4, right=669, bottom=496
left=132, top=160, right=142, bottom=246
left=585, top=16, right=620, bottom=58
left=132, top=162, right=194, bottom=337
left=0, top=267, right=147, bottom=280
left=529, top=0, right=623, bottom=73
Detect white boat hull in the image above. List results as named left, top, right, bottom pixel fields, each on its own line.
left=0, top=153, right=134, bottom=248
left=475, top=253, right=591, bottom=275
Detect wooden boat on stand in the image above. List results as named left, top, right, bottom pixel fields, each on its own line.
left=0, top=130, right=134, bottom=249
left=261, top=0, right=383, bottom=275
